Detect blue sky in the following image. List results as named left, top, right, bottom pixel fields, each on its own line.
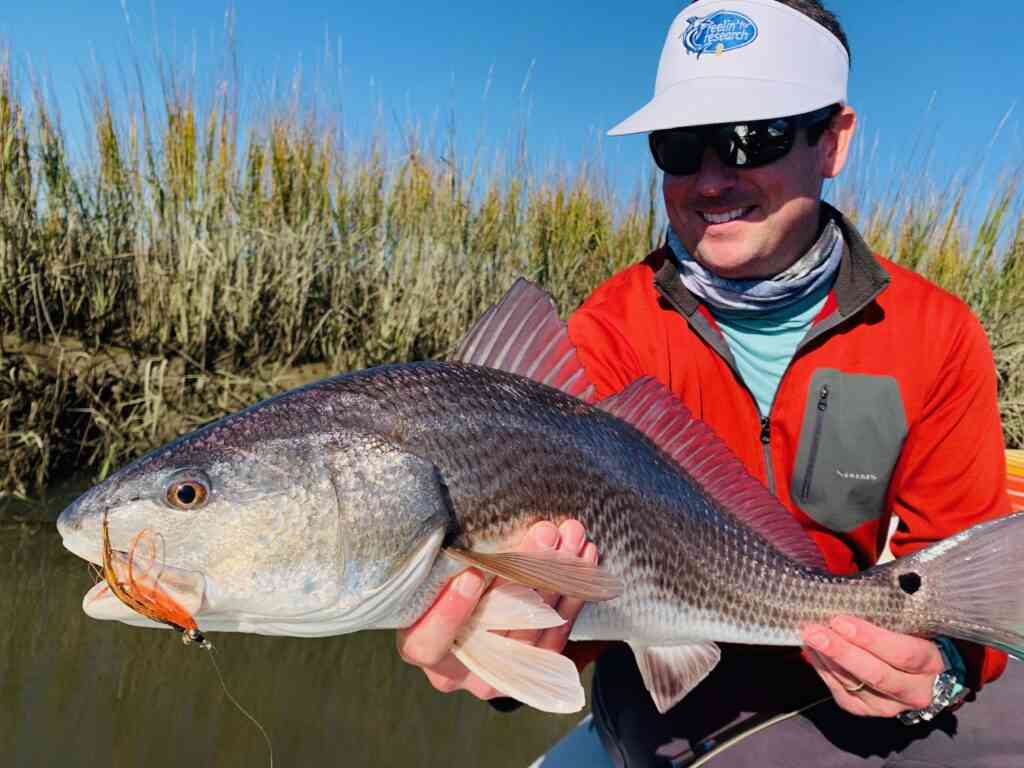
left=2, top=1, right=1022, bottom=214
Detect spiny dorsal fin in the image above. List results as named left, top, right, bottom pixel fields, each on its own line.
left=452, top=278, right=597, bottom=402
left=597, top=378, right=828, bottom=571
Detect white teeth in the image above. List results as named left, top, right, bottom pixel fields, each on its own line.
left=700, top=207, right=750, bottom=225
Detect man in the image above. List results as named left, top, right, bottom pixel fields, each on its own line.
left=398, top=1, right=1020, bottom=765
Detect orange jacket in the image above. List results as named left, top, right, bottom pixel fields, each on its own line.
left=567, top=205, right=1011, bottom=690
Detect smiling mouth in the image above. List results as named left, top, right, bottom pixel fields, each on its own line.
left=698, top=206, right=755, bottom=225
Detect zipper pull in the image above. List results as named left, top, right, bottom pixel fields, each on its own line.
left=760, top=417, right=771, bottom=445
left=817, top=384, right=831, bottom=411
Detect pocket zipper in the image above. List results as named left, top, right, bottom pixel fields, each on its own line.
left=800, top=384, right=831, bottom=502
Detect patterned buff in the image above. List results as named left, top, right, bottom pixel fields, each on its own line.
left=667, top=219, right=844, bottom=314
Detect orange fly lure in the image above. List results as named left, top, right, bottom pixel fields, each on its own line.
left=99, top=510, right=209, bottom=648
left=97, top=511, right=274, bottom=765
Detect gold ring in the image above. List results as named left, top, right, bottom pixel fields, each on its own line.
left=844, top=681, right=867, bottom=693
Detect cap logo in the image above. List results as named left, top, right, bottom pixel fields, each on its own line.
left=681, top=11, right=758, bottom=58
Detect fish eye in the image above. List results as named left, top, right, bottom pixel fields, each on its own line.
left=165, top=479, right=209, bottom=510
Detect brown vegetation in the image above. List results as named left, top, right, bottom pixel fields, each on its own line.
left=0, top=57, right=1021, bottom=499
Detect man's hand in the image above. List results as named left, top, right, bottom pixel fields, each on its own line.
left=802, top=616, right=945, bottom=717
left=396, top=519, right=596, bottom=701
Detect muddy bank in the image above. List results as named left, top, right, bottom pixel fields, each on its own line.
left=1, top=335, right=337, bottom=501
left=3, top=321, right=1023, bottom=502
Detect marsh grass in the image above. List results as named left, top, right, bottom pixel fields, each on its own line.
left=0, top=54, right=1021, bottom=499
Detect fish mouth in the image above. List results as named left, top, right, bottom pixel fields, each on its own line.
left=62, top=533, right=207, bottom=626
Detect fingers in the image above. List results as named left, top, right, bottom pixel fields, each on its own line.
left=517, top=520, right=565, bottom=605
left=802, top=619, right=938, bottom=714
left=397, top=518, right=597, bottom=702
left=828, top=616, right=945, bottom=675
left=804, top=648, right=908, bottom=717
left=803, top=644, right=863, bottom=692
left=423, top=655, right=501, bottom=699
left=398, top=568, right=504, bottom=699
left=507, top=520, right=587, bottom=647
left=535, top=540, right=598, bottom=652
left=803, top=623, right=918, bottom=704
left=397, top=568, right=486, bottom=668
left=804, top=647, right=869, bottom=715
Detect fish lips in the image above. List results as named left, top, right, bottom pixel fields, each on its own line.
left=62, top=534, right=207, bottom=626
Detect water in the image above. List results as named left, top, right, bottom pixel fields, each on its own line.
left=0, top=491, right=584, bottom=768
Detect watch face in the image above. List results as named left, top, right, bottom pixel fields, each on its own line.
left=932, top=670, right=967, bottom=709
left=935, top=672, right=956, bottom=697
left=899, top=670, right=968, bottom=725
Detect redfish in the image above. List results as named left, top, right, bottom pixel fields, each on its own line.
left=58, top=280, right=1024, bottom=714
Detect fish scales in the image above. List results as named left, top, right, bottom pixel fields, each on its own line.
left=57, top=277, right=1024, bottom=717
left=283, top=361, right=918, bottom=645
left=61, top=360, right=923, bottom=646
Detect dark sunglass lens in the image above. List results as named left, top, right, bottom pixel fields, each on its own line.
left=717, top=117, right=795, bottom=168
left=650, top=129, right=704, bottom=175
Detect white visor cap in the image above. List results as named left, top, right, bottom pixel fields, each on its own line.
left=609, top=0, right=848, bottom=135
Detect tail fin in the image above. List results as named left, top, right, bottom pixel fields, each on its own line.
left=1008, top=449, right=1024, bottom=513
left=903, top=511, right=1024, bottom=659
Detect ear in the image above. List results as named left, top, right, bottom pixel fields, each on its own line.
left=819, top=105, right=857, bottom=179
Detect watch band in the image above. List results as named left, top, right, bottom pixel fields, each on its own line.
left=897, top=637, right=969, bottom=725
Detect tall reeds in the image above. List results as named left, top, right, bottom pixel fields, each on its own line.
left=0, top=54, right=1021, bottom=499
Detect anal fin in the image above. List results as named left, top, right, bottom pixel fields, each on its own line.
left=629, top=642, right=721, bottom=714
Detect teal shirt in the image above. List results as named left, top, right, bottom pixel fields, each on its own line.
left=708, top=278, right=832, bottom=417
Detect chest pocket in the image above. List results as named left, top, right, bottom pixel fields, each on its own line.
left=791, top=369, right=907, bottom=532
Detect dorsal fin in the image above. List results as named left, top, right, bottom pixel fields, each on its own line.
left=597, top=378, right=828, bottom=570
left=452, top=278, right=597, bottom=402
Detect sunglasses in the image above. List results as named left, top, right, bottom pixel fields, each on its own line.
left=648, top=104, right=840, bottom=177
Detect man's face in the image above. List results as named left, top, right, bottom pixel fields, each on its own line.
left=664, top=107, right=856, bottom=280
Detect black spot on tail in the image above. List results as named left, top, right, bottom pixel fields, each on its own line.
left=898, top=572, right=922, bottom=594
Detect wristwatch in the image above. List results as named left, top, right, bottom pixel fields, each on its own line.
left=897, top=637, right=969, bottom=725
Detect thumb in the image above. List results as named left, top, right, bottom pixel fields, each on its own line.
left=397, top=568, right=486, bottom=667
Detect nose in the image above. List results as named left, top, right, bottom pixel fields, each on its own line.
left=692, top=146, right=738, bottom=198
left=57, top=496, right=85, bottom=537
left=57, top=482, right=106, bottom=537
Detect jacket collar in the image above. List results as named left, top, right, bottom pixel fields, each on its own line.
left=653, top=202, right=889, bottom=319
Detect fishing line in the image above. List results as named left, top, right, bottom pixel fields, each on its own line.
left=201, top=641, right=275, bottom=768
left=684, top=696, right=831, bottom=768
left=96, top=513, right=274, bottom=768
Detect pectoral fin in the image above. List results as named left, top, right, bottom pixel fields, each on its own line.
left=444, top=548, right=621, bottom=601
left=448, top=581, right=584, bottom=714
left=629, top=642, right=721, bottom=714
